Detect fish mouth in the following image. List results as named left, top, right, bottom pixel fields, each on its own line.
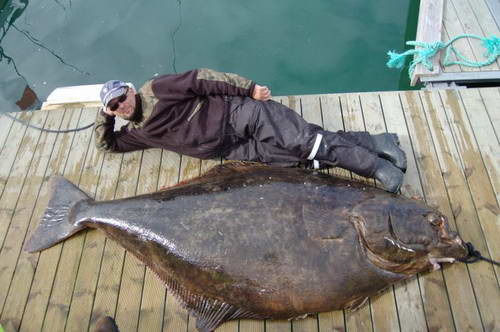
left=428, top=257, right=456, bottom=271
left=427, top=214, right=469, bottom=262
left=428, top=230, right=469, bottom=264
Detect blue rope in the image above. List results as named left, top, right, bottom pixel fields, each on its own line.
left=386, top=34, right=500, bottom=79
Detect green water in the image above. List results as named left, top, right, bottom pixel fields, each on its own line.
left=0, top=0, right=419, bottom=113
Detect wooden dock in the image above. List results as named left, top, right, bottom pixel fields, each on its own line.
left=412, top=0, right=500, bottom=86
left=0, top=88, right=498, bottom=332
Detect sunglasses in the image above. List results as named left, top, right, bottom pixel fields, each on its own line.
left=108, top=88, right=129, bottom=111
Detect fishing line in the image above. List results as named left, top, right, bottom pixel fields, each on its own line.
left=458, top=242, right=500, bottom=266
left=2, top=112, right=94, bottom=133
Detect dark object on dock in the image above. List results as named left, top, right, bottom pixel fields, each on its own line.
left=94, top=316, right=119, bottom=332
left=25, top=162, right=469, bottom=332
left=15, top=85, right=39, bottom=110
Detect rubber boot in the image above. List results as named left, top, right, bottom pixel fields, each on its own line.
left=371, top=133, right=407, bottom=172
left=94, top=316, right=120, bottom=332
left=311, top=132, right=404, bottom=192
left=309, top=132, right=407, bottom=173
left=373, top=158, right=404, bottom=193
left=313, top=131, right=379, bottom=178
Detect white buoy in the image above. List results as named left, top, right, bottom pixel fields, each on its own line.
left=41, top=83, right=133, bottom=110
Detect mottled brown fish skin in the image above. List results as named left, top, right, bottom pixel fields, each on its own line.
left=75, top=162, right=467, bottom=321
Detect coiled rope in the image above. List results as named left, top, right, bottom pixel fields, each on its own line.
left=458, top=242, right=500, bottom=266
left=2, top=112, right=94, bottom=133
left=386, top=34, right=500, bottom=79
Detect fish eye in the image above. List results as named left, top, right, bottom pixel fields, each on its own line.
left=426, top=213, right=443, bottom=227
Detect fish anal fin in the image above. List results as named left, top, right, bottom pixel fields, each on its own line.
left=163, top=276, right=263, bottom=332
left=345, top=296, right=369, bottom=312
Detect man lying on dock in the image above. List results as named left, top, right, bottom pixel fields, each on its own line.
left=95, top=68, right=406, bottom=192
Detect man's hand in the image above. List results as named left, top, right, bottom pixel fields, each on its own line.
left=102, top=107, right=116, bottom=117
left=252, top=84, right=272, bottom=101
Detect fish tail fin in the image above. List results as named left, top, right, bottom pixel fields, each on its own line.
left=24, top=176, right=92, bottom=252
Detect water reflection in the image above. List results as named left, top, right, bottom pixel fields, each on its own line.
left=0, top=0, right=414, bottom=114
left=1, top=0, right=29, bottom=84
left=0, top=0, right=87, bottom=111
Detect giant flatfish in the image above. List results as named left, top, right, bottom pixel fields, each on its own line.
left=25, top=162, right=468, bottom=332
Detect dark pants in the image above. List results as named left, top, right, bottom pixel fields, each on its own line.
left=224, top=97, right=378, bottom=177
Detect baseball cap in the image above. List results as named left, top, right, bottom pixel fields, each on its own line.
left=100, top=80, right=130, bottom=108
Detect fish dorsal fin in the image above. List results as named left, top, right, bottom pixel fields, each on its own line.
left=160, top=274, right=263, bottom=331
left=203, top=161, right=269, bottom=177
left=165, top=162, right=269, bottom=190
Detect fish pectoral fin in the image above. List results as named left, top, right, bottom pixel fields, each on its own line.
left=165, top=277, right=262, bottom=331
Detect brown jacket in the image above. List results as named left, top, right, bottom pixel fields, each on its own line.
left=95, top=68, right=256, bottom=159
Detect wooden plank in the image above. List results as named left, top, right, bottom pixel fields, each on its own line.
left=2, top=109, right=74, bottom=331
left=421, top=89, right=500, bottom=330
left=478, top=88, right=500, bottom=139
left=0, top=110, right=46, bottom=267
left=72, top=147, right=125, bottom=330
left=265, top=97, right=295, bottom=332
left=440, top=89, right=500, bottom=278
left=378, top=92, right=428, bottom=332
left=136, top=149, right=167, bottom=332
left=394, top=92, right=460, bottom=330
left=440, top=25, right=462, bottom=74
left=401, top=90, right=485, bottom=332
left=451, top=87, right=500, bottom=276
left=284, top=95, right=324, bottom=332
left=18, top=107, right=94, bottom=332
left=116, top=149, right=161, bottom=332
left=266, top=320, right=292, bottom=332
left=412, top=0, right=444, bottom=85
left=73, top=151, right=140, bottom=332
left=0, top=112, right=15, bottom=153
left=338, top=93, right=374, bottom=332
left=317, top=94, right=347, bottom=332
left=467, top=0, right=500, bottom=42
left=359, top=93, right=400, bottom=332
left=156, top=150, right=183, bottom=332
left=450, top=0, right=500, bottom=71
left=459, top=89, right=500, bottom=205
left=0, top=108, right=66, bottom=331
left=420, top=70, right=500, bottom=83
left=319, top=94, right=350, bottom=179
left=442, top=0, right=480, bottom=73
left=64, top=150, right=124, bottom=332
left=217, top=320, right=239, bottom=332
left=233, top=97, right=295, bottom=332
left=0, top=112, right=32, bottom=199
left=239, top=319, right=265, bottom=332
left=162, top=155, right=200, bottom=332
left=300, top=95, right=322, bottom=126
left=486, top=0, right=500, bottom=29
left=203, top=160, right=237, bottom=332
left=283, top=94, right=318, bottom=332
left=40, top=109, right=106, bottom=332
left=339, top=94, right=372, bottom=183
left=200, top=158, right=221, bottom=173
left=301, top=94, right=329, bottom=180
